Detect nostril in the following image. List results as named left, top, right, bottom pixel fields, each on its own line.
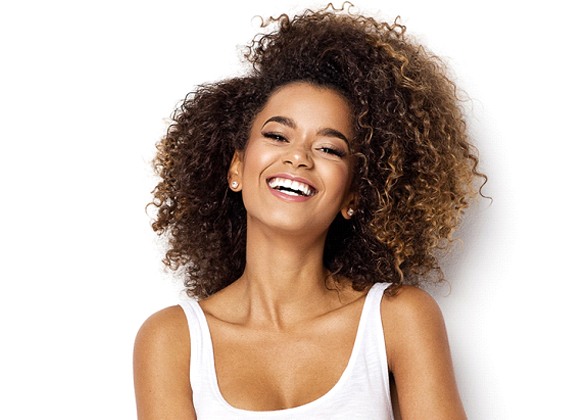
left=284, top=149, right=312, bottom=166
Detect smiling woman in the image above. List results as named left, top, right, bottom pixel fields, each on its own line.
left=134, top=3, right=484, bottom=419
left=229, top=82, right=355, bottom=235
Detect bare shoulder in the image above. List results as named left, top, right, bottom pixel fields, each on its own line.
left=134, top=306, right=191, bottom=368
left=381, top=285, right=441, bottom=313
left=380, top=285, right=448, bottom=367
left=381, top=286, right=444, bottom=331
left=133, top=306, right=196, bottom=419
left=380, top=286, right=466, bottom=419
left=135, top=305, right=189, bottom=348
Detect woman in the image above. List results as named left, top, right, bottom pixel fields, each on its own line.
left=134, top=4, right=483, bottom=419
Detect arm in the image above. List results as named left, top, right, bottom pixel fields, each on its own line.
left=133, top=306, right=197, bottom=420
left=381, top=286, right=466, bottom=420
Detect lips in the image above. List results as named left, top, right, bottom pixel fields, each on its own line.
left=267, top=176, right=317, bottom=197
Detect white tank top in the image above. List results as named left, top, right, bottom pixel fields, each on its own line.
left=179, top=282, right=394, bottom=419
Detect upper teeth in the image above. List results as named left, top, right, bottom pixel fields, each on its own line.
left=268, top=177, right=315, bottom=196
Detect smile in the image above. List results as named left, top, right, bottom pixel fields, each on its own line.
left=267, top=177, right=317, bottom=197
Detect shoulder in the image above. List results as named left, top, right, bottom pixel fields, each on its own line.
left=135, top=305, right=190, bottom=353
left=381, top=285, right=444, bottom=325
left=381, top=284, right=440, bottom=310
left=380, top=285, right=447, bottom=367
left=134, top=306, right=196, bottom=419
left=380, top=285, right=466, bottom=419
left=134, top=306, right=191, bottom=379
left=381, top=285, right=443, bottom=327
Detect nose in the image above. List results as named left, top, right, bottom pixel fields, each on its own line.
left=283, top=143, right=313, bottom=168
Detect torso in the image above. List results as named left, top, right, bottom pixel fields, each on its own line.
left=198, top=283, right=370, bottom=411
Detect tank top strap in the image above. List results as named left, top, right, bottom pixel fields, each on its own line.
left=353, top=281, right=392, bottom=381
left=365, top=282, right=391, bottom=307
left=179, top=298, right=211, bottom=391
left=361, top=282, right=391, bottom=326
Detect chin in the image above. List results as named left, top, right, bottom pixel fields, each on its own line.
left=250, top=212, right=331, bottom=237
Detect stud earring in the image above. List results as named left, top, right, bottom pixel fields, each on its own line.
left=347, top=208, right=355, bottom=217
left=230, top=181, right=239, bottom=189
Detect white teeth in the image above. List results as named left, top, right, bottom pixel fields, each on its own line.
left=268, top=177, right=315, bottom=196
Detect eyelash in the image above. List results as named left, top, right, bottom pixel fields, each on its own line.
left=262, top=132, right=346, bottom=158
left=263, top=132, right=287, bottom=142
left=318, top=146, right=346, bottom=157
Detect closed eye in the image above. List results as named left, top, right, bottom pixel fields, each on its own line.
left=263, top=132, right=287, bottom=142
left=318, top=146, right=346, bottom=158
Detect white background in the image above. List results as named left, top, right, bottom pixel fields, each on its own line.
left=1, top=0, right=576, bottom=418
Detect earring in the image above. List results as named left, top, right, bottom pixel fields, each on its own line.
left=347, top=208, right=355, bottom=217
left=230, top=181, right=239, bottom=189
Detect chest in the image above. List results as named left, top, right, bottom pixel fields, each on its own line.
left=206, top=309, right=361, bottom=411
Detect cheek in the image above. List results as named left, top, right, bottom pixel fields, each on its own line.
left=240, top=143, right=272, bottom=184
left=322, top=163, right=353, bottom=194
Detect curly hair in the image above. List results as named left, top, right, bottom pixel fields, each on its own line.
left=150, top=3, right=486, bottom=298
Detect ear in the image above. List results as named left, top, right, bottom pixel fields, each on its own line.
left=228, top=150, right=244, bottom=191
left=340, top=192, right=357, bottom=220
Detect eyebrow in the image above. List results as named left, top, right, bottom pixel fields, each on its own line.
left=262, top=116, right=296, bottom=129
left=319, top=128, right=350, bottom=145
left=262, top=116, right=350, bottom=146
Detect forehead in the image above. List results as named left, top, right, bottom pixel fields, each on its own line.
left=253, top=82, right=353, bottom=133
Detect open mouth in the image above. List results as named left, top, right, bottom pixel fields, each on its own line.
left=267, top=177, right=317, bottom=197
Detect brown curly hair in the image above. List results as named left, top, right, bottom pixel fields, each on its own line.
left=150, top=3, right=485, bottom=298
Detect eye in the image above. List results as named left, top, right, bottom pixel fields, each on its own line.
left=263, top=132, right=288, bottom=142
left=317, top=146, right=346, bottom=158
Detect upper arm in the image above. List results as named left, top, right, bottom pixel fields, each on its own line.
left=381, top=286, right=466, bottom=420
left=133, top=306, right=196, bottom=420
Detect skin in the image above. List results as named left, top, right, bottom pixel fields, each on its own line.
left=134, top=82, right=466, bottom=419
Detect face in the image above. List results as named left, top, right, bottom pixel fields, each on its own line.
left=229, top=82, right=356, bottom=236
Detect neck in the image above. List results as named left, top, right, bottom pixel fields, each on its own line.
left=233, top=219, right=341, bottom=329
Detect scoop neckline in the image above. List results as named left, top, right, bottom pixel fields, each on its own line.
left=192, top=282, right=388, bottom=415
